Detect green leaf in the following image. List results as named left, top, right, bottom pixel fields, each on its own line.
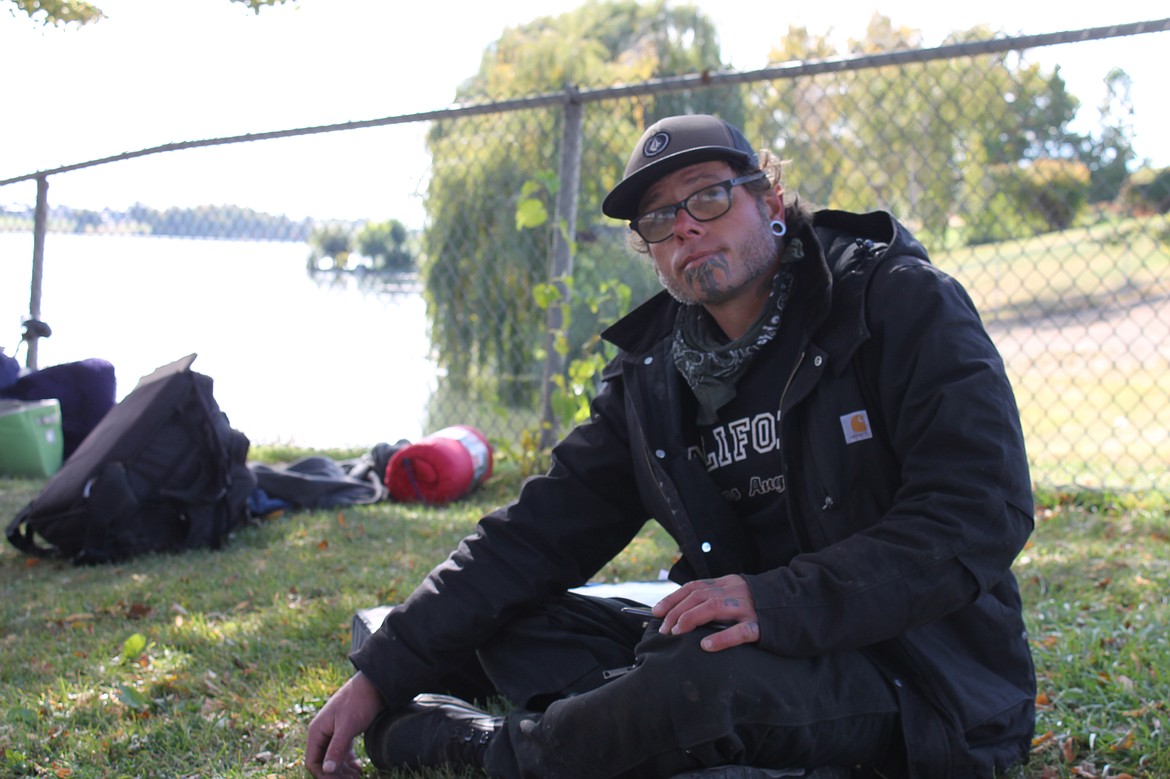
left=4, top=748, right=28, bottom=769
left=116, top=684, right=149, bottom=712
left=519, top=180, right=544, bottom=198
left=7, top=706, right=37, bottom=725
left=532, top=282, right=562, bottom=309
left=122, top=632, right=147, bottom=663
left=515, top=198, right=549, bottom=230
left=533, top=169, right=560, bottom=195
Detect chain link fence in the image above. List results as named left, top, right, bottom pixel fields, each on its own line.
left=3, top=20, right=1168, bottom=491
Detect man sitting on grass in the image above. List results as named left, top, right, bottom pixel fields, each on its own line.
left=305, top=113, right=1037, bottom=779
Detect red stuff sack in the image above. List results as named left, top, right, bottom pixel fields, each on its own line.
left=385, top=425, right=492, bottom=504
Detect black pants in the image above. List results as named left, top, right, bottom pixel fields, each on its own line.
left=463, top=593, right=905, bottom=779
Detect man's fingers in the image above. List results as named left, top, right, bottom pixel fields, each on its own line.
left=323, top=743, right=360, bottom=776
left=654, top=575, right=756, bottom=636
left=304, top=672, right=385, bottom=777
left=306, top=735, right=361, bottom=778
left=699, top=621, right=760, bottom=652
left=304, top=720, right=333, bottom=775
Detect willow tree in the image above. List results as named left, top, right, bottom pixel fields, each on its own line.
left=422, top=0, right=745, bottom=406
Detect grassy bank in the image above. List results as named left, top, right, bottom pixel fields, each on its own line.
left=0, top=465, right=1166, bottom=778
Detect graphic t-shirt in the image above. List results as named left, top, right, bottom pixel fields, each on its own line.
left=682, top=322, right=804, bottom=571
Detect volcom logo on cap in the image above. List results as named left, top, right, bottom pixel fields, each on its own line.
left=643, top=131, right=670, bottom=157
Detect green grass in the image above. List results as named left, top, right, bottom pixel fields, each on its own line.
left=1, top=465, right=1167, bottom=778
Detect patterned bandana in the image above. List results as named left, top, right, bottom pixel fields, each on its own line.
left=671, top=238, right=803, bottom=424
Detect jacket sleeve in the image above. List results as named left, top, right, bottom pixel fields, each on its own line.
left=349, top=369, right=650, bottom=709
left=747, top=255, right=1035, bottom=657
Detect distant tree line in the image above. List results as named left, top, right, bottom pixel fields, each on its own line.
left=125, top=203, right=319, bottom=241
left=307, top=219, right=415, bottom=273
left=0, top=202, right=318, bottom=242
left=0, top=203, right=420, bottom=273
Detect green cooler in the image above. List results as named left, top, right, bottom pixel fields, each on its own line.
left=0, top=399, right=64, bottom=478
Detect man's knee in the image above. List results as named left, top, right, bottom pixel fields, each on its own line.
left=477, top=594, right=643, bottom=709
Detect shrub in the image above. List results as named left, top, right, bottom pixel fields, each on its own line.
left=1120, top=165, right=1170, bottom=214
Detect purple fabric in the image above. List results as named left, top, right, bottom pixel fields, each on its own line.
left=2, top=358, right=117, bottom=459
left=0, top=351, right=19, bottom=391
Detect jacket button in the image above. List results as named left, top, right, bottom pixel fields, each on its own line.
left=701, top=542, right=712, bottom=553
left=813, top=355, right=823, bottom=367
left=655, top=449, right=666, bottom=459
left=643, top=356, right=654, bottom=365
left=823, top=496, right=835, bottom=509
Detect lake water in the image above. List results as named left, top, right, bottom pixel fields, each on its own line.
left=0, top=233, right=436, bottom=449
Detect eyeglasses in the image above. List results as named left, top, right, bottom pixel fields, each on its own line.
left=630, top=172, right=766, bottom=244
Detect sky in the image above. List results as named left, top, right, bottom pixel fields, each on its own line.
left=1, top=0, right=1167, bottom=225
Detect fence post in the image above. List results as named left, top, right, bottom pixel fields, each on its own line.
left=538, top=87, right=584, bottom=450
left=27, top=175, right=49, bottom=370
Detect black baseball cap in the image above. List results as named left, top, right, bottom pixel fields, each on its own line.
left=602, top=114, right=759, bottom=220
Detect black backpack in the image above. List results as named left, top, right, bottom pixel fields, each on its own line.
left=6, top=354, right=255, bottom=564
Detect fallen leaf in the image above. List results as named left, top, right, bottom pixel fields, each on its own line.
left=116, top=684, right=149, bottom=712
left=1032, top=730, right=1055, bottom=749
left=1061, top=737, right=1077, bottom=763
left=125, top=602, right=152, bottom=620
left=1113, top=730, right=1136, bottom=751
left=317, top=539, right=329, bottom=550
left=337, top=511, right=346, bottom=526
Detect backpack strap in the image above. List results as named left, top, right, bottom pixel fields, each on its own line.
left=5, top=504, right=60, bottom=558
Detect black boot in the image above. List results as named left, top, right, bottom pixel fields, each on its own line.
left=364, top=693, right=503, bottom=772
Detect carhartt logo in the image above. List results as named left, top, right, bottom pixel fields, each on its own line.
left=643, top=131, right=670, bottom=157
left=840, top=410, right=873, bottom=444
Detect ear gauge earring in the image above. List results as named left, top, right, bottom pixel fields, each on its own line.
left=770, top=220, right=787, bottom=238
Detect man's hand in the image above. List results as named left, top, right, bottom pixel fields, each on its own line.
left=652, top=574, right=760, bottom=652
left=304, top=671, right=385, bottom=778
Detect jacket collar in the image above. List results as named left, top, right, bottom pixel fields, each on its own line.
left=602, top=209, right=925, bottom=369
left=810, top=209, right=929, bottom=374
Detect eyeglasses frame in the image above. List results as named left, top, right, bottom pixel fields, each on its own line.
left=629, top=171, right=768, bottom=244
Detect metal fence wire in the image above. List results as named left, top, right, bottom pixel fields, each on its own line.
left=3, top=19, right=1168, bottom=492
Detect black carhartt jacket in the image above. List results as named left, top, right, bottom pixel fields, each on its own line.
left=352, top=209, right=1036, bottom=778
